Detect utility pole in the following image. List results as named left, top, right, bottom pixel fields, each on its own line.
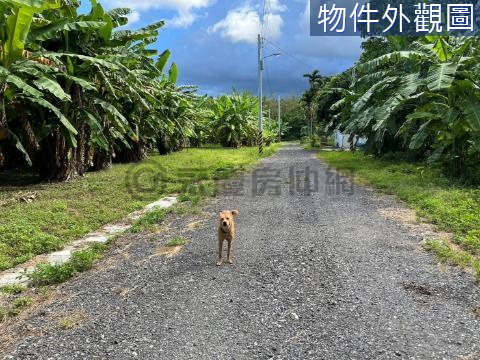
left=309, top=107, right=313, bottom=137
left=257, top=35, right=280, bottom=154
left=257, top=34, right=264, bottom=155
left=277, top=95, right=281, bottom=142
left=310, top=113, right=313, bottom=137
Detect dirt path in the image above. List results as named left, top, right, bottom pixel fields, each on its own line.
left=2, top=144, right=479, bottom=359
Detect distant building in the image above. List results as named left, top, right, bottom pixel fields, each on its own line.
left=334, top=131, right=367, bottom=149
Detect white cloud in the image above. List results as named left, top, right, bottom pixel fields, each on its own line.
left=104, top=0, right=215, bottom=28
left=301, top=1, right=310, bottom=30
left=210, top=1, right=286, bottom=44
left=210, top=7, right=260, bottom=44
left=268, top=0, right=287, bottom=13
left=127, top=11, right=141, bottom=25
left=263, top=13, right=283, bottom=40
left=168, top=10, right=197, bottom=27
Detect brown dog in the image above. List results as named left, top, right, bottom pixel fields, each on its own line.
left=217, top=210, right=239, bottom=266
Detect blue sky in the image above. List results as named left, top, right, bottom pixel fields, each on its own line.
left=80, top=0, right=363, bottom=97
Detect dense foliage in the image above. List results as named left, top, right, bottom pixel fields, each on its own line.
left=307, top=36, right=480, bottom=181
left=210, top=92, right=259, bottom=148
left=264, top=96, right=305, bottom=141
left=0, top=0, right=274, bottom=181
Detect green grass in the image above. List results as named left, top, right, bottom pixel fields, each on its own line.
left=166, top=236, right=188, bottom=247
left=13, top=296, right=33, bottom=309
left=0, top=295, right=34, bottom=319
left=316, top=150, right=480, bottom=279
left=130, top=208, right=172, bottom=234
left=0, top=284, right=27, bottom=295
left=178, top=192, right=203, bottom=205
left=424, top=239, right=480, bottom=279
left=27, top=243, right=106, bottom=286
left=0, top=144, right=281, bottom=271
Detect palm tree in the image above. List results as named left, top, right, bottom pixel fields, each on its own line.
left=303, top=70, right=323, bottom=89
left=302, top=70, right=324, bottom=136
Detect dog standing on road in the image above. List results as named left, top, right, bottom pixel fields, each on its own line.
left=217, top=210, right=239, bottom=266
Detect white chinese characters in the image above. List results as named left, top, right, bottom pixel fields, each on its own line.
left=315, top=2, right=475, bottom=34
left=382, top=4, right=411, bottom=32
left=414, top=3, right=443, bottom=33
left=447, top=4, right=474, bottom=31
left=318, top=4, right=346, bottom=32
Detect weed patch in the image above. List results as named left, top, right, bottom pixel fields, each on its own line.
left=0, top=284, right=26, bottom=295
left=166, top=236, right=187, bottom=247
left=130, top=208, right=171, bottom=233
left=58, top=309, right=86, bottom=330
left=13, top=296, right=33, bottom=309
left=27, top=244, right=106, bottom=287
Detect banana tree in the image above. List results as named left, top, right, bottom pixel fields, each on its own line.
left=211, top=91, right=258, bottom=148
left=14, top=0, right=177, bottom=177
left=350, top=36, right=480, bottom=174
left=0, top=0, right=207, bottom=181
left=0, top=0, right=72, bottom=167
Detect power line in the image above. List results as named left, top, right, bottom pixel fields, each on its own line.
left=264, top=59, right=274, bottom=97
left=263, top=37, right=316, bottom=73
left=261, top=0, right=267, bottom=36
left=263, top=0, right=271, bottom=38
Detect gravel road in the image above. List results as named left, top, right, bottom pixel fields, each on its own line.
left=2, top=144, right=479, bottom=359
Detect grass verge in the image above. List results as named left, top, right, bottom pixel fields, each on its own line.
left=0, top=284, right=27, bottom=295
left=130, top=208, right=172, bottom=234
left=26, top=243, right=107, bottom=287
left=316, top=150, right=480, bottom=280
left=0, top=144, right=281, bottom=271
left=0, top=244, right=106, bottom=323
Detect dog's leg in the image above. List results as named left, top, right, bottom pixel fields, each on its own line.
left=216, top=239, right=224, bottom=266
left=227, top=239, right=234, bottom=264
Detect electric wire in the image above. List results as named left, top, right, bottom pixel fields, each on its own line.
left=263, top=0, right=271, bottom=38
left=264, top=59, right=274, bottom=97
left=261, top=0, right=267, bottom=37
left=263, top=37, right=316, bottom=72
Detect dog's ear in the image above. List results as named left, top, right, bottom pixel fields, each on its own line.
left=231, top=210, right=239, bottom=217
